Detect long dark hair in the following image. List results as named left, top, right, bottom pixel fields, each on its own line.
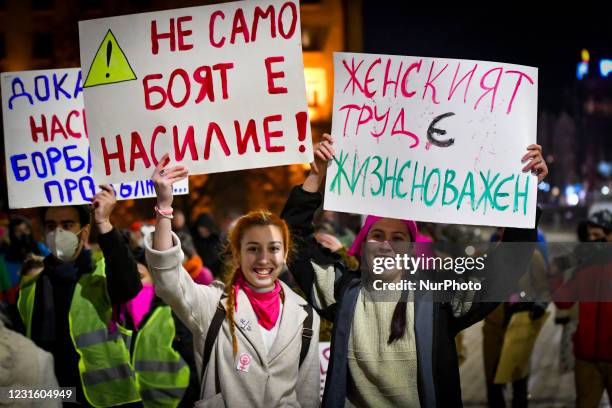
left=361, top=245, right=411, bottom=345
left=388, top=288, right=409, bottom=344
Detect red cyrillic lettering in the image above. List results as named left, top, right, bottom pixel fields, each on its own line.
left=150, top=126, right=165, bottom=166
left=66, top=110, right=82, bottom=138
left=401, top=60, right=422, bottom=98
left=422, top=61, right=449, bottom=104
left=278, top=1, right=297, bottom=39
left=264, top=114, right=285, bottom=152
left=236, top=119, right=261, bottom=155
left=252, top=5, right=276, bottom=41
left=129, top=131, right=151, bottom=171
left=343, top=58, right=365, bottom=95
left=50, top=114, right=68, bottom=141
left=194, top=66, right=215, bottom=103
left=209, top=11, right=226, bottom=48
left=101, top=135, right=126, bottom=176
left=168, top=69, right=190, bottom=108
left=505, top=70, right=535, bottom=114
left=204, top=122, right=231, bottom=159
left=383, top=59, right=403, bottom=98
left=151, top=18, right=176, bottom=55
left=29, top=115, right=48, bottom=143
left=213, top=63, right=234, bottom=99
left=173, top=125, right=198, bottom=161
left=143, top=74, right=167, bottom=110
left=177, top=16, right=194, bottom=51
left=448, top=63, right=478, bottom=104
left=265, top=56, right=287, bottom=94
left=230, top=9, right=250, bottom=44
left=364, top=58, right=382, bottom=98
left=474, top=67, right=503, bottom=113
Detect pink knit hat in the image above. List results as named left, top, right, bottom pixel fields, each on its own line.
left=347, top=215, right=425, bottom=257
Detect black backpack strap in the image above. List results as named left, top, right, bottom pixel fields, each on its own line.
left=201, top=297, right=226, bottom=386
left=299, top=304, right=314, bottom=367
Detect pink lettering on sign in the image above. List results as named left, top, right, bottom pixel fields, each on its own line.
left=504, top=70, right=535, bottom=114
left=339, top=103, right=419, bottom=147
left=339, top=57, right=535, bottom=115
left=473, top=67, right=503, bottom=113
left=448, top=63, right=478, bottom=104
left=422, top=61, right=449, bottom=104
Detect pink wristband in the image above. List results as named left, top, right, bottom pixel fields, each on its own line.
left=155, top=206, right=174, bottom=219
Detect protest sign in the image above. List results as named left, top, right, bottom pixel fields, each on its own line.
left=78, top=0, right=312, bottom=184
left=1, top=68, right=188, bottom=209
left=324, top=52, right=539, bottom=228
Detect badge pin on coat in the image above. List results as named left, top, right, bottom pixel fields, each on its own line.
left=239, top=318, right=252, bottom=331
left=237, top=353, right=252, bottom=373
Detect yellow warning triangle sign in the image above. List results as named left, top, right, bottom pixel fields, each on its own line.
left=83, top=30, right=137, bottom=88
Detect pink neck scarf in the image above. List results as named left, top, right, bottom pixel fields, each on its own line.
left=234, top=272, right=281, bottom=330
left=126, top=283, right=155, bottom=329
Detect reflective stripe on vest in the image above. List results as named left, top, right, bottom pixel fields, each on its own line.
left=134, top=360, right=186, bottom=373
left=69, top=258, right=141, bottom=407
left=141, top=388, right=186, bottom=401
left=133, top=306, right=190, bottom=408
left=74, top=328, right=132, bottom=351
left=82, top=363, right=134, bottom=386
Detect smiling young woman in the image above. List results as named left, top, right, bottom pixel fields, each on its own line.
left=144, top=154, right=320, bottom=408
left=281, top=133, right=548, bottom=407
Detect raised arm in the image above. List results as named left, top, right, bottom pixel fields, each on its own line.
left=282, top=135, right=347, bottom=320
left=92, top=184, right=141, bottom=304
left=151, top=154, right=186, bottom=252
left=302, top=133, right=334, bottom=193
left=450, top=144, right=549, bottom=332
left=145, top=154, right=224, bottom=336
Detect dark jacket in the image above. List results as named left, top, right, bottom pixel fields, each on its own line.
left=281, top=186, right=539, bottom=407
left=24, top=228, right=141, bottom=407
left=192, top=214, right=224, bottom=278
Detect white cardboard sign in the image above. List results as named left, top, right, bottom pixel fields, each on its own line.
left=1, top=68, right=187, bottom=209
left=324, top=52, right=539, bottom=228
left=78, top=0, right=312, bottom=184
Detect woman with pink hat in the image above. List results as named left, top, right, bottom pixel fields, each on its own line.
left=281, top=134, right=549, bottom=408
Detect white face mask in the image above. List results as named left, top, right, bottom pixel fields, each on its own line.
left=46, top=228, right=82, bottom=262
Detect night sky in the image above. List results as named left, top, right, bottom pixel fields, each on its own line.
left=362, top=7, right=611, bottom=113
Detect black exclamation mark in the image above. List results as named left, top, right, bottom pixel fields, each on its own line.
left=105, top=40, right=112, bottom=78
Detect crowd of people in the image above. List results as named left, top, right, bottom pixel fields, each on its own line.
left=0, top=136, right=610, bottom=408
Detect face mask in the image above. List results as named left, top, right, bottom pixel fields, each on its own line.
left=46, top=228, right=82, bottom=262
